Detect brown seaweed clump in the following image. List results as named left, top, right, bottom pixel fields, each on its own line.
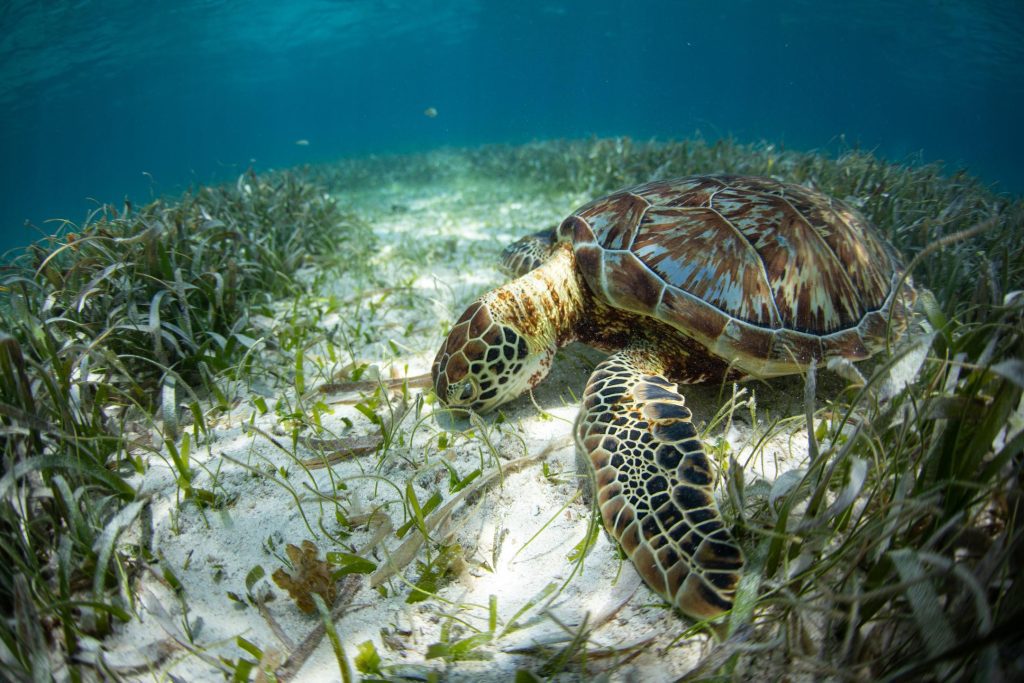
left=272, top=541, right=337, bottom=614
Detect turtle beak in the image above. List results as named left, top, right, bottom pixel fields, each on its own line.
left=445, top=378, right=480, bottom=409
left=431, top=346, right=478, bottom=410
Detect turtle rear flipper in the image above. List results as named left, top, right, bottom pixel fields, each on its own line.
left=500, top=227, right=558, bottom=276
left=576, top=347, right=744, bottom=620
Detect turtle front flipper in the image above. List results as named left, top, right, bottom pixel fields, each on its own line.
left=500, top=227, right=557, bottom=276
left=576, top=348, right=744, bottom=620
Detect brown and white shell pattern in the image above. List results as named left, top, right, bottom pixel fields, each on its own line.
left=556, top=175, right=915, bottom=377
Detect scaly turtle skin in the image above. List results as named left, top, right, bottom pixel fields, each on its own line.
left=432, top=175, right=916, bottom=619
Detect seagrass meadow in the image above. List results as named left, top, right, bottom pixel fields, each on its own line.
left=1, top=137, right=1022, bottom=682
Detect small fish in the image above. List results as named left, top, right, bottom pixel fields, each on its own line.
left=423, top=107, right=438, bottom=118
left=295, top=139, right=310, bottom=146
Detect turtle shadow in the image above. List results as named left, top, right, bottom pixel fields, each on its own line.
left=525, top=343, right=870, bottom=431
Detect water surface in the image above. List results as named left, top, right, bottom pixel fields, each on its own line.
left=2, top=0, right=1021, bottom=254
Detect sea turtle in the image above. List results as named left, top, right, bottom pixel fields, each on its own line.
left=431, top=175, right=916, bottom=619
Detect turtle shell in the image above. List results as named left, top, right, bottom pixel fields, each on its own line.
left=556, top=175, right=914, bottom=377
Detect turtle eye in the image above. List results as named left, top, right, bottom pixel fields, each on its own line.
left=459, top=382, right=474, bottom=401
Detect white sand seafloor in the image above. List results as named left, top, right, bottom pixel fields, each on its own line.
left=95, top=171, right=925, bottom=682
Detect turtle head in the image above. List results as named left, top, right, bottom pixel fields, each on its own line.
left=432, top=300, right=556, bottom=414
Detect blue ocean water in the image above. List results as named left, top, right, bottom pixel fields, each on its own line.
left=1, top=0, right=1022, bottom=255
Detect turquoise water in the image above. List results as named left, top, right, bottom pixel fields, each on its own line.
left=2, top=0, right=1022, bottom=254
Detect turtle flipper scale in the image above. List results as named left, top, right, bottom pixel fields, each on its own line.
left=576, top=349, right=744, bottom=620
left=499, top=227, right=557, bottom=277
